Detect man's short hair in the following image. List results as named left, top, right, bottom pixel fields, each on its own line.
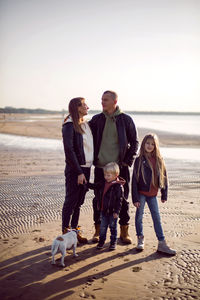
left=103, top=162, right=120, bottom=176
left=103, top=90, right=118, bottom=101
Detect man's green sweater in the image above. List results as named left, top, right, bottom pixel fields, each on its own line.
left=97, top=106, right=122, bottom=167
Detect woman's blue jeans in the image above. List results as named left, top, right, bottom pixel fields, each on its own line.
left=135, top=194, right=165, bottom=241
left=99, top=213, right=118, bottom=245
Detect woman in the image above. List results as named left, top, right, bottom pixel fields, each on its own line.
left=62, top=97, right=93, bottom=243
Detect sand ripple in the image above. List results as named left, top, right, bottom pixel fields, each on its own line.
left=0, top=172, right=200, bottom=238
left=147, top=249, right=200, bottom=299
left=0, top=175, right=94, bottom=238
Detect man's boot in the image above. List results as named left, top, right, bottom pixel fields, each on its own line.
left=120, top=225, right=132, bottom=244
left=76, top=226, right=88, bottom=244
left=92, top=224, right=100, bottom=243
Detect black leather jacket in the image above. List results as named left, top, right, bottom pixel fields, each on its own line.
left=131, top=156, right=168, bottom=203
left=89, top=112, right=139, bottom=167
left=62, top=121, right=86, bottom=175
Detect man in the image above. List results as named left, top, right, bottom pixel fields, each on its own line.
left=89, top=90, right=139, bottom=244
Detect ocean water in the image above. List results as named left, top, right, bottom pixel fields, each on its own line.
left=161, top=146, right=200, bottom=162
left=87, top=113, right=200, bottom=136
left=0, top=132, right=200, bottom=162
left=0, top=133, right=62, bottom=151
left=0, top=113, right=200, bottom=161
left=130, top=114, right=200, bottom=136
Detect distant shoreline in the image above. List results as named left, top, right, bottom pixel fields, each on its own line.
left=0, top=109, right=200, bottom=116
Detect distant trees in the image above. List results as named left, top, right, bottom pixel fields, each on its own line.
left=1, top=107, right=197, bottom=115
left=0, top=106, right=101, bottom=114
left=0, top=106, right=65, bottom=114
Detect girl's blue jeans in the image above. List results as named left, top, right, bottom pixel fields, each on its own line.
left=135, top=194, right=165, bottom=241
left=99, top=213, right=118, bottom=245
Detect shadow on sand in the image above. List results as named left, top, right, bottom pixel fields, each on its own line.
left=0, top=241, right=165, bottom=300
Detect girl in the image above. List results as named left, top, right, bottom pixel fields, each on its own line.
left=62, top=97, right=93, bottom=243
left=131, top=133, right=176, bottom=255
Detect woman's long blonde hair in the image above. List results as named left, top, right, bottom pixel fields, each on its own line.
left=136, top=133, right=166, bottom=188
left=64, top=97, right=85, bottom=134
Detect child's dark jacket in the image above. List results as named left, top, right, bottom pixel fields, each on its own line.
left=88, top=177, right=125, bottom=216
left=132, top=156, right=168, bottom=203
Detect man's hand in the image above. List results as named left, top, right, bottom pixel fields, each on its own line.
left=133, top=202, right=140, bottom=208
left=77, top=174, right=87, bottom=185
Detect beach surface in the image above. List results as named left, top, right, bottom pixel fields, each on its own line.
left=0, top=114, right=200, bottom=300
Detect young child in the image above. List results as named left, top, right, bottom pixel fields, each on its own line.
left=88, top=162, right=125, bottom=250
left=131, top=133, right=176, bottom=255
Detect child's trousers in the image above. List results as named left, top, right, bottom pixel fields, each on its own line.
left=135, top=194, right=165, bottom=241
left=99, top=213, right=118, bottom=245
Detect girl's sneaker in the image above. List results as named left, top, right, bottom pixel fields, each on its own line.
left=157, top=240, right=176, bottom=255
left=136, top=235, right=144, bottom=250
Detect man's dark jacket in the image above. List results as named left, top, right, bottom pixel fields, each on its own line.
left=89, top=112, right=139, bottom=167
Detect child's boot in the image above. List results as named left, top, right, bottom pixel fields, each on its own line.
left=96, top=240, right=104, bottom=249
left=136, top=235, right=144, bottom=250
left=157, top=240, right=176, bottom=255
left=109, top=243, right=117, bottom=251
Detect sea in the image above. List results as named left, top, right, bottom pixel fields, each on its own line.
left=0, top=113, right=200, bottom=162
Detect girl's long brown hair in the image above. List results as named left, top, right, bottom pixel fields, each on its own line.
left=136, top=133, right=167, bottom=188
left=64, top=97, right=85, bottom=134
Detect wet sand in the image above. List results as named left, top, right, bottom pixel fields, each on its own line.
left=0, top=114, right=200, bottom=299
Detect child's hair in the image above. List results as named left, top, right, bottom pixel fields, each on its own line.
left=137, top=133, right=166, bottom=188
left=103, top=162, right=120, bottom=176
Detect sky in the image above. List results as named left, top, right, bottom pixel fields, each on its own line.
left=0, top=0, right=200, bottom=112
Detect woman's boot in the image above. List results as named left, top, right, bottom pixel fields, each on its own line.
left=76, top=226, right=88, bottom=243
left=92, top=224, right=100, bottom=243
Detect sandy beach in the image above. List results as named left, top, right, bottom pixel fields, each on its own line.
left=0, top=114, right=200, bottom=300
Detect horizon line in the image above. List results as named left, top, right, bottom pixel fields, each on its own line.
left=0, top=106, right=200, bottom=115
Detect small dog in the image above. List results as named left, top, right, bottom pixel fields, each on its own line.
left=51, top=229, right=78, bottom=267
